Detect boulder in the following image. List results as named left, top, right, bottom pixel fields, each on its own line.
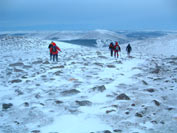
left=116, top=93, right=130, bottom=100
left=92, top=85, right=106, bottom=92
left=2, top=103, right=13, bottom=110
left=76, top=100, right=92, bottom=106
left=61, top=89, right=80, bottom=96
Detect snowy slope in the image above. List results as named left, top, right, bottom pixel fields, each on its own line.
left=0, top=34, right=177, bottom=133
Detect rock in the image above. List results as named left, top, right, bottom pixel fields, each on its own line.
left=98, top=56, right=107, bottom=59
left=92, top=85, right=106, bottom=92
left=55, top=100, right=63, bottom=104
left=23, top=65, right=32, bottom=69
left=125, top=111, right=129, bottom=115
left=153, top=100, right=160, bottom=106
left=151, top=67, right=160, bottom=74
left=32, top=60, right=43, bottom=64
left=107, top=65, right=116, bottom=68
left=61, top=89, right=80, bottom=96
left=142, top=80, right=148, bottom=85
left=51, top=65, right=64, bottom=69
left=103, top=130, right=112, bottom=133
left=131, top=104, right=136, bottom=107
left=15, top=89, right=24, bottom=95
left=24, top=102, right=29, bottom=107
left=96, top=51, right=102, bottom=55
left=10, top=79, right=22, bottom=83
left=116, top=93, right=130, bottom=100
left=54, top=71, right=62, bottom=76
left=94, top=62, right=103, bottom=67
left=167, top=107, right=173, bottom=111
left=9, top=62, right=24, bottom=67
left=113, top=129, right=122, bottom=133
left=43, top=61, right=50, bottom=64
left=31, top=130, right=40, bottom=133
left=135, top=112, right=143, bottom=117
left=2, top=103, right=13, bottom=110
left=106, top=109, right=116, bottom=114
left=14, top=68, right=24, bottom=72
left=145, top=88, right=155, bottom=93
left=75, top=100, right=92, bottom=106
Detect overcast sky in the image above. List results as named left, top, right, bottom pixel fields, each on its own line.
left=0, top=0, right=177, bottom=31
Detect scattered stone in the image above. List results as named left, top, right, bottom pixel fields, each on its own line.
left=43, top=61, right=50, bottom=64
left=51, top=65, right=64, bottom=69
left=15, top=89, right=24, bottom=95
left=40, top=103, right=45, bottom=106
left=2, top=103, right=13, bottom=110
left=167, top=107, right=173, bottom=111
left=151, top=120, right=158, bottom=124
left=145, top=88, right=155, bottom=93
left=31, top=130, right=40, bottom=133
left=92, top=85, right=106, bottom=92
left=98, top=56, right=107, bottom=59
left=151, top=67, right=160, bottom=74
left=131, top=104, right=136, bottom=107
left=160, top=121, right=165, bottom=124
left=35, top=94, right=41, bottom=99
left=94, top=62, right=103, bottom=67
left=153, top=100, right=160, bottom=106
left=103, top=130, right=112, bottom=133
left=14, top=121, right=20, bottom=125
left=23, top=65, right=32, bottom=69
left=21, top=75, right=28, bottom=79
left=61, top=89, right=80, bottom=96
left=54, top=71, right=62, bottom=76
left=116, top=93, right=130, bottom=100
left=113, top=129, right=122, bottom=133
left=107, top=65, right=116, bottom=68
left=125, top=111, right=129, bottom=115
left=75, top=100, right=92, bottom=106
left=96, top=51, right=102, bottom=55
left=32, top=60, right=43, bottom=64
left=9, top=62, right=24, bottom=67
left=135, top=112, right=143, bottom=117
left=10, top=79, right=22, bottom=83
left=106, top=109, right=116, bottom=114
left=55, top=100, right=63, bottom=104
left=142, top=80, right=148, bottom=85
left=14, top=68, right=24, bottom=72
left=24, top=102, right=29, bottom=107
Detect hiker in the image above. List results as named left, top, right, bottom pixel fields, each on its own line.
left=114, top=42, right=121, bottom=58
left=126, top=44, right=132, bottom=57
left=48, top=42, right=53, bottom=61
left=50, top=42, right=61, bottom=62
left=109, top=42, right=114, bottom=57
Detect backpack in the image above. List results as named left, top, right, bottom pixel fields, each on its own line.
left=52, top=46, right=57, bottom=52
left=116, top=45, right=119, bottom=51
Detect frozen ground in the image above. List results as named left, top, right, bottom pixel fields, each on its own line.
left=0, top=32, right=177, bottom=133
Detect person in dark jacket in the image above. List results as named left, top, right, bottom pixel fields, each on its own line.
left=109, top=42, right=114, bottom=57
left=48, top=42, right=53, bottom=61
left=126, top=44, right=132, bottom=57
left=50, top=42, right=61, bottom=62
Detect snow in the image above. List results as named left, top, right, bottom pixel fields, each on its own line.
left=0, top=31, right=177, bottom=133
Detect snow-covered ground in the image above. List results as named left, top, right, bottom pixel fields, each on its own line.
left=0, top=32, right=177, bottom=133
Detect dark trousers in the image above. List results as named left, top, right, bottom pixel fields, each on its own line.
left=110, top=50, right=113, bottom=57
left=50, top=53, right=53, bottom=61
left=53, top=54, right=58, bottom=62
left=114, top=51, right=119, bottom=58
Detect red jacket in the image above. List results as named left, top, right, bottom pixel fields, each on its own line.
left=50, top=42, right=61, bottom=55
left=114, top=42, right=120, bottom=52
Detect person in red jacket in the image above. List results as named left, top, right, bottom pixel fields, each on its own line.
left=50, top=42, right=61, bottom=62
left=114, top=42, right=121, bottom=58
